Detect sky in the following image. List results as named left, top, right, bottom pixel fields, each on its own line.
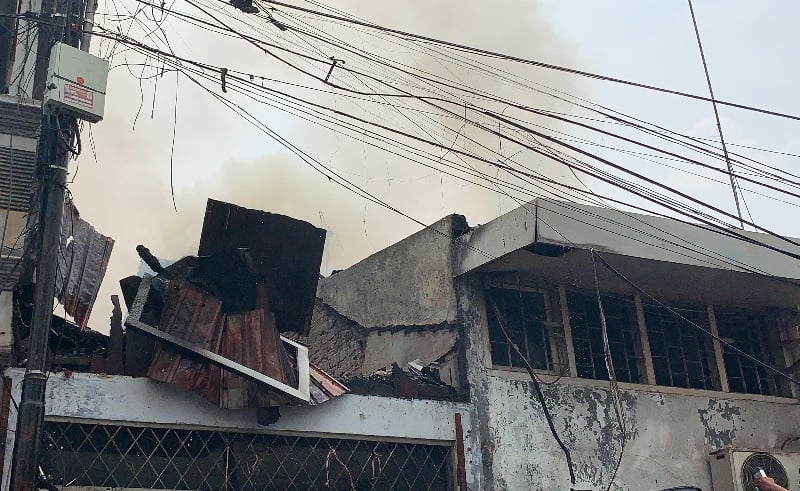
left=63, top=1, right=800, bottom=331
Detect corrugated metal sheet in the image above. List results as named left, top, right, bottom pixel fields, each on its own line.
left=56, top=202, right=114, bottom=329
left=0, top=145, right=36, bottom=212
left=144, top=280, right=330, bottom=409
left=0, top=255, right=22, bottom=290
left=219, top=309, right=297, bottom=409
left=148, top=281, right=224, bottom=392
left=0, top=97, right=41, bottom=139
left=198, top=199, right=326, bottom=335
left=309, top=362, right=348, bottom=405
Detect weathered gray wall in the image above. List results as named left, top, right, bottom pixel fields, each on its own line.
left=457, top=276, right=800, bottom=491
left=2, top=368, right=485, bottom=491
left=307, top=300, right=462, bottom=385
left=318, top=214, right=467, bottom=328
left=363, top=326, right=461, bottom=387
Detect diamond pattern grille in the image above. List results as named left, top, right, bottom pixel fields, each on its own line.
left=41, top=421, right=453, bottom=490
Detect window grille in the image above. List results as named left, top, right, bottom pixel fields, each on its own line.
left=714, top=308, right=789, bottom=397
left=40, top=421, right=453, bottom=490
left=486, top=287, right=555, bottom=371
left=567, top=291, right=643, bottom=383
left=644, top=303, right=718, bottom=391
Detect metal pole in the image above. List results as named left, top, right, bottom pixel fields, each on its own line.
left=80, top=0, right=98, bottom=52
left=9, top=0, right=95, bottom=482
left=9, top=115, right=69, bottom=491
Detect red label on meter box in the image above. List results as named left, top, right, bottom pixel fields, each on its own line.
left=63, top=82, right=94, bottom=108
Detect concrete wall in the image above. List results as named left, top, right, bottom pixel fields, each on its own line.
left=363, top=326, right=461, bottom=387
left=0, top=292, right=11, bottom=355
left=456, top=198, right=800, bottom=281
left=2, top=368, right=484, bottom=490
left=318, top=214, right=467, bottom=328
left=307, top=300, right=461, bottom=386
left=457, top=276, right=800, bottom=491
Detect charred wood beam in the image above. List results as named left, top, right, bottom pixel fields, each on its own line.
left=136, top=244, right=168, bottom=277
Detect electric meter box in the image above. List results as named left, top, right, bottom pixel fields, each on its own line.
left=43, top=42, right=109, bottom=123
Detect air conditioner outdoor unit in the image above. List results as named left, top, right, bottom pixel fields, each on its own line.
left=709, top=447, right=800, bottom=491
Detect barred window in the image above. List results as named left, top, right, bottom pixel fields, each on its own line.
left=486, top=287, right=556, bottom=371
left=486, top=284, right=795, bottom=399
left=567, top=291, right=644, bottom=384
left=642, top=303, right=718, bottom=390
left=714, top=307, right=790, bottom=397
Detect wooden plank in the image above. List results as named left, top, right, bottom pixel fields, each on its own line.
left=106, top=295, right=125, bottom=374
left=0, top=376, right=12, bottom=472
left=634, top=294, right=657, bottom=385
left=454, top=413, right=467, bottom=491
left=557, top=286, right=578, bottom=377
left=707, top=305, right=730, bottom=393
left=777, top=312, right=800, bottom=399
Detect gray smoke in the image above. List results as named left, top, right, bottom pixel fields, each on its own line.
left=68, top=0, right=585, bottom=331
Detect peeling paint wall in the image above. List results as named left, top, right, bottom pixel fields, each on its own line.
left=457, top=276, right=800, bottom=491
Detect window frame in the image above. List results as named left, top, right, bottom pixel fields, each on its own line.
left=564, top=289, right=646, bottom=384
left=482, top=281, right=573, bottom=376
left=483, top=281, right=797, bottom=400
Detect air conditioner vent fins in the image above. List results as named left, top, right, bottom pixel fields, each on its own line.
left=741, top=452, right=789, bottom=491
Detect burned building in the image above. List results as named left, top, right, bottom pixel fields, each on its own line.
left=1, top=199, right=471, bottom=491
left=310, top=198, right=800, bottom=490
left=1, top=197, right=799, bottom=490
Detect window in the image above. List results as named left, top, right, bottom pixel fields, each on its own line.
left=567, top=291, right=643, bottom=384
left=485, top=282, right=795, bottom=399
left=644, top=303, right=719, bottom=391
left=486, top=287, right=556, bottom=372
left=714, top=307, right=790, bottom=397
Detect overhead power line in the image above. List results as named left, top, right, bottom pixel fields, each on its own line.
left=87, top=26, right=800, bottom=268
left=262, top=0, right=800, bottom=123
left=687, top=0, right=744, bottom=229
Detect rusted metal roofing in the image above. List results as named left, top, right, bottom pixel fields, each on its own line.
left=309, top=362, right=349, bottom=405
left=129, top=276, right=346, bottom=409
left=56, top=201, right=114, bottom=328
left=198, top=199, right=326, bottom=335
left=147, top=280, right=224, bottom=392
left=121, top=200, right=345, bottom=411
left=218, top=309, right=296, bottom=409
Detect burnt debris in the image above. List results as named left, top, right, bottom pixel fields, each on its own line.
left=120, top=199, right=344, bottom=410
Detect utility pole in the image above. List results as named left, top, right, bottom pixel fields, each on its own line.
left=9, top=0, right=95, bottom=488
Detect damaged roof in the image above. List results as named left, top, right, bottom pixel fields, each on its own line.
left=198, top=199, right=326, bottom=336
left=120, top=199, right=345, bottom=410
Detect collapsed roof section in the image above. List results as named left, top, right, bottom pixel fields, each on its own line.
left=198, top=199, right=326, bottom=336
left=109, top=199, right=345, bottom=410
